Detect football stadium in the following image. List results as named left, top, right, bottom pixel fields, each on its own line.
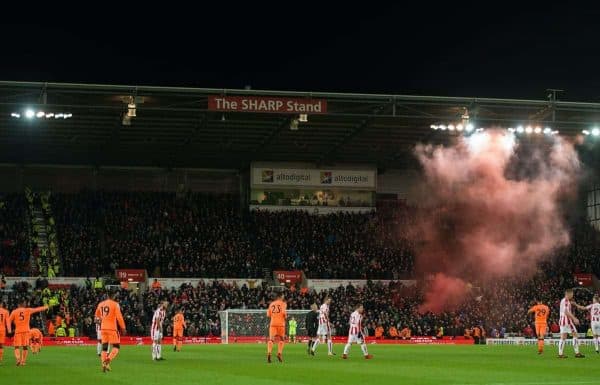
left=0, top=80, right=600, bottom=384
left=3, top=7, right=600, bottom=385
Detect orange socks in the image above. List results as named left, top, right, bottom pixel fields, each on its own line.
left=538, top=339, right=544, bottom=353
left=108, top=347, right=119, bottom=361
left=267, top=340, right=273, bottom=354
left=21, top=349, right=28, bottom=364
left=177, top=341, right=182, bottom=352
left=101, top=351, right=108, bottom=363
left=0, top=347, right=3, bottom=361
left=277, top=341, right=284, bottom=355
left=14, top=349, right=21, bottom=362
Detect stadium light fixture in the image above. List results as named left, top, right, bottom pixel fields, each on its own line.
left=516, top=126, right=524, bottom=133
left=543, top=127, right=552, bottom=134
left=456, top=124, right=464, bottom=132
left=582, top=130, right=590, bottom=136
left=12, top=109, right=72, bottom=120
left=592, top=128, right=600, bottom=136
left=448, top=124, right=455, bottom=131
left=430, top=124, right=438, bottom=130
left=439, top=124, right=447, bottom=131
left=525, top=126, right=533, bottom=134
left=465, top=123, right=474, bottom=132
left=534, top=126, right=542, bottom=134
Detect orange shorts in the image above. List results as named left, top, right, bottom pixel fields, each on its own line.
left=173, top=328, right=184, bottom=338
left=0, top=333, right=5, bottom=345
left=535, top=323, right=547, bottom=338
left=269, top=326, right=285, bottom=339
left=101, top=330, right=120, bottom=345
left=13, top=332, right=30, bottom=347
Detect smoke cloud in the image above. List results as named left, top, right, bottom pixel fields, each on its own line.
left=410, top=131, right=581, bottom=313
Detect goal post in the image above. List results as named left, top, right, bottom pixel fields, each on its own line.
left=219, top=309, right=311, bottom=344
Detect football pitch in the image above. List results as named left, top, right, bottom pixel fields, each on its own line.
left=3, top=343, right=600, bottom=385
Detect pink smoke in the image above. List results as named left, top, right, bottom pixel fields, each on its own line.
left=411, top=130, right=580, bottom=313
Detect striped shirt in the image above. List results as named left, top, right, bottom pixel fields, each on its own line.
left=559, top=298, right=573, bottom=327
left=152, top=307, right=166, bottom=332
left=586, top=303, right=600, bottom=324
left=348, top=310, right=362, bottom=336
left=319, top=304, right=329, bottom=325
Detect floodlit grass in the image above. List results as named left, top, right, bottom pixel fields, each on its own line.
left=3, top=343, right=600, bottom=385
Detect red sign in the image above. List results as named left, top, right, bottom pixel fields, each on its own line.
left=115, top=269, right=147, bottom=282
left=574, top=273, right=594, bottom=287
left=274, top=270, right=303, bottom=284
left=208, top=95, right=327, bottom=114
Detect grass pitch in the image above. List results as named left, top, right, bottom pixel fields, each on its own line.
left=3, top=343, right=600, bottom=385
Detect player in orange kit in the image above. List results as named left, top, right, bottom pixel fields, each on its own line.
left=528, top=299, right=550, bottom=354
left=95, top=290, right=126, bottom=372
left=29, top=328, right=43, bottom=354
left=8, top=300, right=49, bottom=366
left=266, top=292, right=287, bottom=363
left=172, top=309, right=186, bottom=352
left=0, top=302, right=11, bottom=364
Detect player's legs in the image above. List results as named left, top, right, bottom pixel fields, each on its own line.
left=343, top=335, right=353, bottom=357
left=569, top=322, right=582, bottom=356
left=593, top=324, right=600, bottom=353
left=14, top=333, right=28, bottom=365
left=535, top=324, right=546, bottom=354
left=276, top=326, right=285, bottom=360
left=267, top=327, right=275, bottom=362
left=173, top=328, right=183, bottom=352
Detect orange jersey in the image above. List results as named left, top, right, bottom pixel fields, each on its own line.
left=173, top=313, right=186, bottom=329
left=30, top=328, right=43, bottom=339
left=95, top=299, right=125, bottom=332
left=0, top=307, right=10, bottom=334
left=529, top=304, right=550, bottom=324
left=267, top=300, right=287, bottom=327
left=9, top=306, right=48, bottom=333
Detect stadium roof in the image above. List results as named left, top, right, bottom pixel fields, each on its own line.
left=2, top=81, right=600, bottom=171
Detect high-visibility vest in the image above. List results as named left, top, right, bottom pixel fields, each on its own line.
left=94, top=279, right=103, bottom=289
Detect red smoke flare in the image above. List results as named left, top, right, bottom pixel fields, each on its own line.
left=410, top=131, right=580, bottom=313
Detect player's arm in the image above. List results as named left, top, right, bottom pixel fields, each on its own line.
left=116, top=305, right=126, bottom=334
left=30, top=305, right=49, bottom=314
left=527, top=306, right=535, bottom=315
left=94, top=305, right=102, bottom=320
left=573, top=302, right=587, bottom=311
left=565, top=308, right=579, bottom=324
left=266, top=305, right=272, bottom=319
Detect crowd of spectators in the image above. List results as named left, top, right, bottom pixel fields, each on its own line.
left=45, top=191, right=414, bottom=279
left=2, top=269, right=596, bottom=340
left=0, top=194, right=30, bottom=276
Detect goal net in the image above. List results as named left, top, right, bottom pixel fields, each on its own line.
left=219, top=309, right=311, bottom=344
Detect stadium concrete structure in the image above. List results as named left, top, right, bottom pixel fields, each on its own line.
left=2, top=81, right=600, bottom=171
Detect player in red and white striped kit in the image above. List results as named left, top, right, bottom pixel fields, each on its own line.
left=558, top=288, right=584, bottom=358
left=311, top=296, right=335, bottom=356
left=151, top=301, right=168, bottom=361
left=95, top=322, right=102, bottom=356
left=576, top=295, right=600, bottom=354
left=342, top=304, right=372, bottom=360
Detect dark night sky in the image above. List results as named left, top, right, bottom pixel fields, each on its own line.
left=2, top=3, right=600, bottom=100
